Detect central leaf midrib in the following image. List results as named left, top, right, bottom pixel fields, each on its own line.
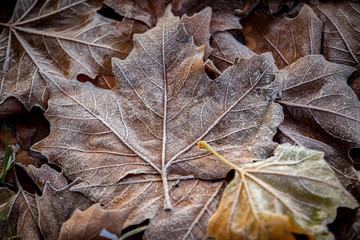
left=161, top=20, right=172, bottom=210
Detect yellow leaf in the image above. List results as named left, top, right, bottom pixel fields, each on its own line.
left=204, top=143, right=358, bottom=240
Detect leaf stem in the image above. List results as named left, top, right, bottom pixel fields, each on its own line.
left=161, top=171, right=172, bottom=210
left=0, top=22, right=11, bottom=28
left=198, top=141, right=243, bottom=173
left=160, top=18, right=173, bottom=211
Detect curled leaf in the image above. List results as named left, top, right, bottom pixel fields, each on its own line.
left=60, top=203, right=133, bottom=240
left=37, top=180, right=92, bottom=240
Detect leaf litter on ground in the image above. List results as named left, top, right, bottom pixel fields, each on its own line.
left=32, top=6, right=283, bottom=240
left=0, top=0, right=359, bottom=239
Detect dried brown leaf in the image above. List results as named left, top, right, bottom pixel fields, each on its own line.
left=0, top=187, right=13, bottom=205
left=209, top=31, right=255, bottom=72
left=33, top=10, right=282, bottom=239
left=0, top=97, right=27, bottom=119
left=276, top=55, right=359, bottom=144
left=107, top=0, right=259, bottom=34
left=0, top=184, right=41, bottom=239
left=27, top=164, right=67, bottom=191
left=0, top=124, right=39, bottom=168
left=104, top=0, right=172, bottom=28
left=37, top=180, right=93, bottom=240
left=59, top=203, right=133, bottom=240
left=0, top=0, right=137, bottom=110
left=13, top=108, right=49, bottom=151
left=180, top=7, right=213, bottom=59
left=267, top=0, right=295, bottom=14
left=116, top=18, right=149, bottom=39
left=172, top=0, right=259, bottom=34
left=242, top=4, right=322, bottom=68
left=311, top=1, right=360, bottom=67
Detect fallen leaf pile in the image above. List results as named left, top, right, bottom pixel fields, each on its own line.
left=0, top=0, right=359, bottom=239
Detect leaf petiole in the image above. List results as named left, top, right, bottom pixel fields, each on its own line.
left=198, top=141, right=243, bottom=173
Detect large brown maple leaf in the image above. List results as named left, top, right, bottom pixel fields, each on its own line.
left=32, top=8, right=283, bottom=239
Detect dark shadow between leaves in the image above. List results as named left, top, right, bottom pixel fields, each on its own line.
left=227, top=29, right=246, bottom=45
left=292, top=233, right=310, bottom=240
left=1, top=97, right=51, bottom=180
left=225, top=169, right=235, bottom=183
left=77, top=74, right=116, bottom=90
left=348, top=70, right=360, bottom=99
left=0, top=97, right=28, bottom=119
left=0, top=97, right=50, bottom=152
left=205, top=68, right=218, bottom=80
left=0, top=0, right=16, bottom=34
left=350, top=148, right=360, bottom=171
left=14, top=165, right=41, bottom=196
left=14, top=106, right=50, bottom=151
left=97, top=4, right=124, bottom=22
left=328, top=207, right=360, bottom=240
